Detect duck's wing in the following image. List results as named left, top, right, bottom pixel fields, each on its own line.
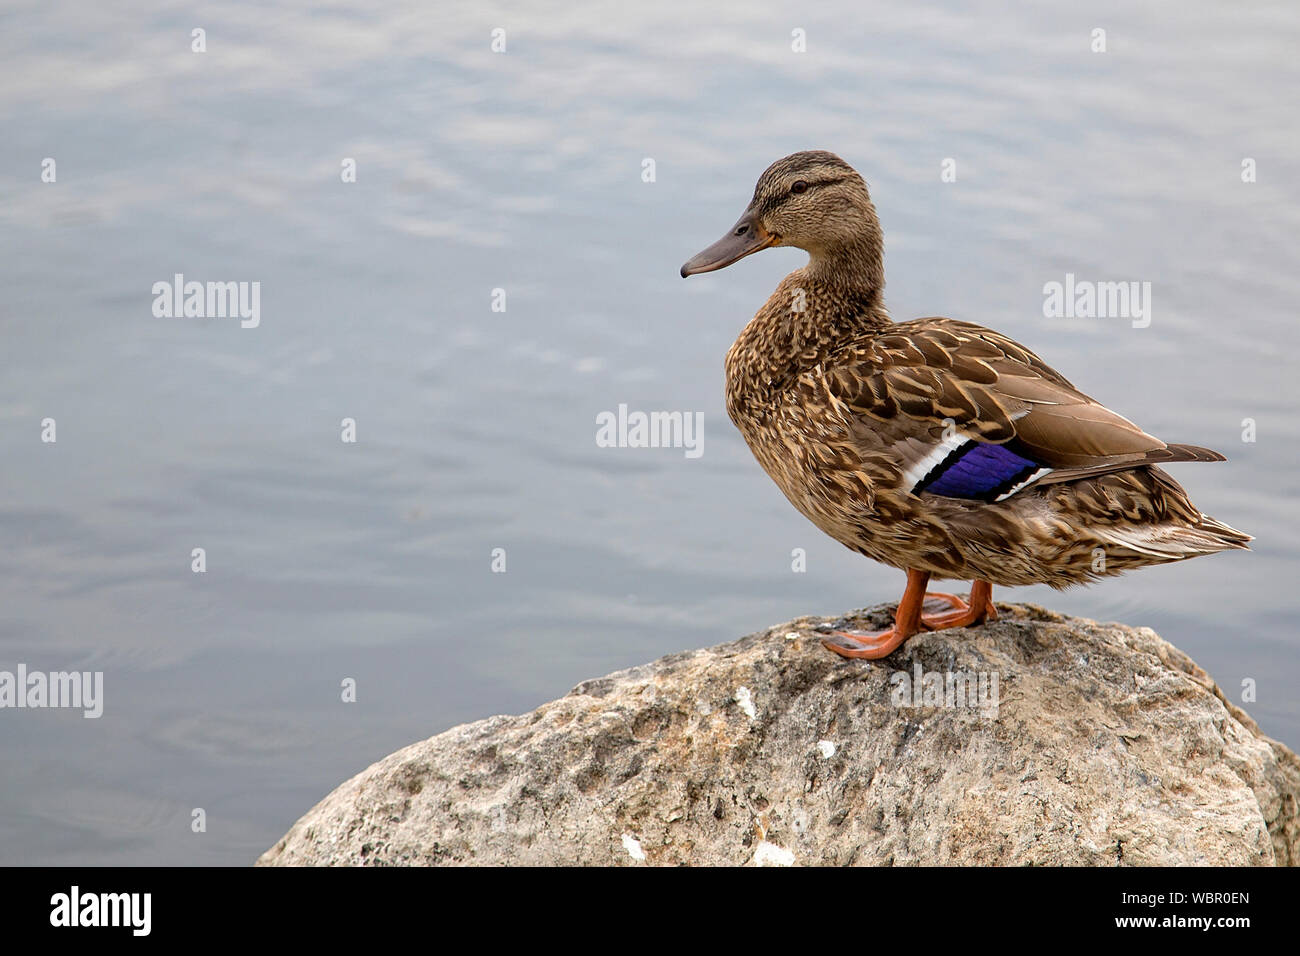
left=817, top=317, right=1224, bottom=502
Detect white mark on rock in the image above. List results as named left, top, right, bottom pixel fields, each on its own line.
left=734, top=686, right=756, bottom=719
left=784, top=631, right=800, bottom=641
left=753, top=840, right=795, bottom=867
left=621, top=833, right=646, bottom=861
left=817, top=740, right=836, bottom=758
left=791, top=808, right=811, bottom=836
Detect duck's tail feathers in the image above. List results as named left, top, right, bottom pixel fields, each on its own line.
left=1193, top=513, right=1253, bottom=549
left=1162, top=443, right=1228, bottom=463
left=1093, top=513, right=1252, bottom=560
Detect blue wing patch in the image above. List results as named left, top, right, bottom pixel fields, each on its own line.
left=914, top=441, right=1041, bottom=501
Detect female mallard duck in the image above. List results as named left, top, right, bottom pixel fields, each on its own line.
left=681, top=150, right=1250, bottom=660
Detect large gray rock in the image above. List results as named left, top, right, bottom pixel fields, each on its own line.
left=257, top=603, right=1300, bottom=866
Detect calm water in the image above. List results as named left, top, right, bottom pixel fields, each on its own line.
left=2, top=1, right=1298, bottom=864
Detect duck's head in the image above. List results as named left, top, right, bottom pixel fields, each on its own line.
left=680, top=150, right=881, bottom=279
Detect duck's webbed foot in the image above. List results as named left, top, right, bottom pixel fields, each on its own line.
left=919, top=580, right=997, bottom=630
left=821, top=575, right=998, bottom=661
left=822, top=568, right=931, bottom=660
left=920, top=592, right=967, bottom=615
left=822, top=626, right=913, bottom=660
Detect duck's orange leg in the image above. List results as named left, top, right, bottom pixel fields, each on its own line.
left=822, top=568, right=930, bottom=660
left=919, top=580, right=998, bottom=630
left=823, top=575, right=999, bottom=660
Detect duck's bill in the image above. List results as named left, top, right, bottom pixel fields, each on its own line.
left=680, top=212, right=778, bottom=277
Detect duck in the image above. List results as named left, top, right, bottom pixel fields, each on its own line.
left=680, top=150, right=1251, bottom=660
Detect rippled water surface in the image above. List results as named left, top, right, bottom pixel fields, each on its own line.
left=2, top=0, right=1299, bottom=863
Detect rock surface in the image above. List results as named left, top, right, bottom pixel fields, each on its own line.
left=257, top=603, right=1300, bottom=866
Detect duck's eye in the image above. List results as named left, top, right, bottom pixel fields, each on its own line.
left=790, top=180, right=809, bottom=195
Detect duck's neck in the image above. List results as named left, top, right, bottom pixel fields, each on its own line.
left=801, top=227, right=889, bottom=323
left=777, top=228, right=892, bottom=349
left=801, top=251, right=888, bottom=332
left=726, top=250, right=891, bottom=409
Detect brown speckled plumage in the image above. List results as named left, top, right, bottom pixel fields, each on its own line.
left=687, top=150, right=1250, bottom=595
